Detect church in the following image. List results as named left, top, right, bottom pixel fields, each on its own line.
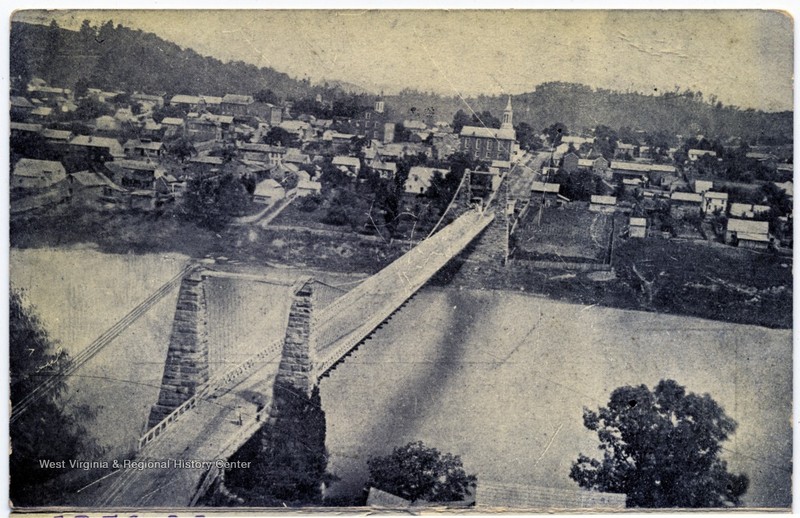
left=458, top=97, right=517, bottom=162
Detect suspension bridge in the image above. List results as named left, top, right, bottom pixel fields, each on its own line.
left=23, top=170, right=511, bottom=507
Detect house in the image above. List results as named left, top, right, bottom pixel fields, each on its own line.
left=530, top=182, right=561, bottom=206
left=371, top=160, right=397, bottom=180
left=238, top=143, right=287, bottom=166
left=701, top=191, right=728, bottom=215
left=12, top=159, right=67, bottom=189
left=10, top=121, right=43, bottom=138
left=589, top=195, right=617, bottom=213
left=41, top=128, right=73, bottom=146
left=669, top=191, right=703, bottom=218
left=773, top=181, right=793, bottom=198
left=353, top=100, right=390, bottom=142
left=296, top=179, right=322, bottom=197
left=459, top=97, right=516, bottom=162
left=284, top=148, right=311, bottom=165
left=577, top=157, right=609, bottom=175
left=561, top=152, right=580, bottom=173
left=729, top=203, right=771, bottom=219
left=104, top=159, right=164, bottom=190
left=220, top=94, right=255, bottom=116
left=332, top=156, right=361, bottom=177
left=186, top=113, right=232, bottom=141
left=693, top=179, right=714, bottom=193
left=123, top=139, right=164, bottom=159
left=404, top=166, right=448, bottom=195
left=279, top=120, right=313, bottom=141
left=688, top=149, right=718, bottom=161
left=609, top=161, right=651, bottom=182
left=614, top=142, right=636, bottom=158
left=253, top=178, right=285, bottom=204
left=131, top=92, right=164, bottom=110
left=562, top=135, right=594, bottom=147
left=629, top=217, right=647, bottom=238
left=68, top=171, right=125, bottom=205
left=726, top=218, right=770, bottom=249
left=10, top=96, right=35, bottom=119
left=170, top=94, right=223, bottom=113
left=68, top=135, right=126, bottom=161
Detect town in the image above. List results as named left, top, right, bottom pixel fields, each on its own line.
left=8, top=12, right=793, bottom=512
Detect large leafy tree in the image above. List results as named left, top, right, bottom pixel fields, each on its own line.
left=182, top=172, right=251, bottom=230
left=571, top=379, right=748, bottom=508
left=367, top=441, right=476, bottom=503
left=10, top=289, right=99, bottom=505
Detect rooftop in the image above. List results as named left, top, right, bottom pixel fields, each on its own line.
left=460, top=125, right=516, bottom=140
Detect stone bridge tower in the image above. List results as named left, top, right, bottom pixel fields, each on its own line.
left=148, top=267, right=210, bottom=428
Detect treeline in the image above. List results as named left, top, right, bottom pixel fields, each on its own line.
left=11, top=20, right=315, bottom=101
left=389, top=82, right=792, bottom=145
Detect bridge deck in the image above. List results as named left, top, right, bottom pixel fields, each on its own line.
left=93, top=208, right=493, bottom=507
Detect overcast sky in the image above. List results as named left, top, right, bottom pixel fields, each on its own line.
left=13, top=9, right=794, bottom=112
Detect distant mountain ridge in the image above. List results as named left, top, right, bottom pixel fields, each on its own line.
left=10, top=20, right=792, bottom=144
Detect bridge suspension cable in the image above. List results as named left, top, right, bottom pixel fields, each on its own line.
left=10, top=263, right=199, bottom=424
left=425, top=166, right=470, bottom=239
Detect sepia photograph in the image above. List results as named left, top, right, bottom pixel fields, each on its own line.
left=6, top=8, right=794, bottom=512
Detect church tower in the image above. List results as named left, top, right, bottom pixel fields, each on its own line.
left=501, top=95, right=513, bottom=129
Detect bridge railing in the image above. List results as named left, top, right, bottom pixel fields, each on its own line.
left=137, top=279, right=313, bottom=450
left=313, top=209, right=494, bottom=378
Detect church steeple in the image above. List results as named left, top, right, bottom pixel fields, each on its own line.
left=501, top=95, right=513, bottom=129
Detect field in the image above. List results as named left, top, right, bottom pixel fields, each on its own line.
left=512, top=202, right=614, bottom=263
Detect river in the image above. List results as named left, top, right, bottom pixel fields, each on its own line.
left=10, top=248, right=792, bottom=508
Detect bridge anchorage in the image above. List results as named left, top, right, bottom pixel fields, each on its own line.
left=98, top=170, right=516, bottom=506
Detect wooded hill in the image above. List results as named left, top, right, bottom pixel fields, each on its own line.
left=11, top=20, right=792, bottom=145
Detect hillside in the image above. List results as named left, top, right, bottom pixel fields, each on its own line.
left=10, top=20, right=314, bottom=100
left=388, top=83, right=793, bottom=145
left=10, top=20, right=793, bottom=144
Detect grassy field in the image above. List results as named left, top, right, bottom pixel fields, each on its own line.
left=436, top=221, right=792, bottom=329
left=512, top=202, right=614, bottom=263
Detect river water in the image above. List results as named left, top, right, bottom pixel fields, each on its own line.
left=10, top=248, right=792, bottom=508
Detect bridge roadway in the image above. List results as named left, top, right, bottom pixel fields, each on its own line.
left=91, top=208, right=494, bottom=507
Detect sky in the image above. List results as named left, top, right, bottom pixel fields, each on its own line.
left=10, top=9, right=795, bottom=112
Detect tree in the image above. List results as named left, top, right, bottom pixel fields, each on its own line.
left=165, top=136, right=196, bottom=162
left=254, top=88, right=278, bottom=104
left=451, top=109, right=471, bottom=134
left=10, top=289, right=100, bottom=505
left=367, top=441, right=476, bottom=503
left=182, top=172, right=251, bottom=230
left=544, top=122, right=567, bottom=147
left=571, top=379, right=748, bottom=508
left=262, top=127, right=295, bottom=147
left=470, top=110, right=500, bottom=129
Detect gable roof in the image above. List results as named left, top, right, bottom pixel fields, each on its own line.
left=41, top=128, right=72, bottom=141
left=222, top=94, right=254, bottom=105
left=71, top=171, right=125, bottom=190
left=460, top=125, right=516, bottom=141
left=69, top=135, right=125, bottom=157
left=332, top=156, right=361, bottom=168
left=591, top=195, right=617, bottom=205
left=531, top=181, right=560, bottom=193
left=727, top=218, right=769, bottom=235
left=13, top=158, right=66, bottom=180
left=10, top=122, right=43, bottom=133
left=671, top=191, right=703, bottom=203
